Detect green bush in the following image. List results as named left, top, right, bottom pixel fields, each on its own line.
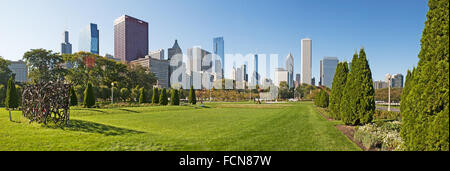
left=120, top=88, right=130, bottom=102
left=83, top=82, right=95, bottom=108
left=374, top=110, right=401, bottom=121
left=340, top=49, right=375, bottom=125
left=328, top=62, right=349, bottom=120
left=401, top=0, right=449, bottom=151
left=354, top=121, right=403, bottom=151
left=171, top=89, right=180, bottom=105
left=139, top=87, right=146, bottom=104
left=188, top=85, right=196, bottom=105
left=5, top=77, right=19, bottom=109
left=152, top=88, right=159, bottom=104
left=70, top=86, right=78, bottom=106
left=159, top=88, right=168, bottom=105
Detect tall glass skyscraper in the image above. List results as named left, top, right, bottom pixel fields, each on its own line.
left=213, top=37, right=224, bottom=78
left=301, top=38, right=312, bottom=85
left=320, top=57, right=339, bottom=88
left=79, top=23, right=99, bottom=54
left=286, top=53, right=294, bottom=88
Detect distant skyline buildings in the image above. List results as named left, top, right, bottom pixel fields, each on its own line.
left=213, top=37, right=224, bottom=79
left=114, top=15, right=149, bottom=62
left=61, top=31, right=72, bottom=55
left=301, top=38, right=312, bottom=85
left=320, top=57, right=339, bottom=88
left=79, top=23, right=99, bottom=54
left=286, top=53, right=294, bottom=88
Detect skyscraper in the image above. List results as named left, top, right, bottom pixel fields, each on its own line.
left=79, top=23, right=99, bottom=54
left=61, top=31, right=72, bottom=54
left=391, top=74, right=404, bottom=88
left=253, top=54, right=259, bottom=86
left=168, top=40, right=183, bottom=87
left=320, top=57, right=339, bottom=88
left=114, top=15, right=149, bottom=62
left=286, top=53, right=294, bottom=88
left=301, top=38, right=312, bottom=85
left=213, top=37, right=224, bottom=78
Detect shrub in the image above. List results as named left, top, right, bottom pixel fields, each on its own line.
left=159, top=88, right=168, bottom=105
left=329, top=62, right=349, bottom=119
left=171, top=89, right=180, bottom=105
left=188, top=85, right=196, bottom=105
left=5, top=77, right=19, bottom=109
left=139, top=87, right=146, bottom=104
left=152, top=88, right=159, bottom=104
left=401, top=0, right=449, bottom=151
left=354, top=121, right=403, bottom=151
left=70, top=86, right=78, bottom=106
left=374, top=110, right=401, bottom=121
left=120, top=88, right=130, bottom=102
left=83, top=82, right=95, bottom=108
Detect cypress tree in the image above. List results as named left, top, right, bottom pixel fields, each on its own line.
left=159, top=88, right=168, bottom=105
left=401, top=0, right=449, bottom=151
left=329, top=62, right=349, bottom=119
left=188, top=85, right=196, bottom=105
left=340, top=52, right=360, bottom=125
left=5, top=77, right=18, bottom=109
left=400, top=69, right=414, bottom=113
left=152, top=88, right=159, bottom=104
left=70, top=86, right=78, bottom=106
left=171, top=89, right=180, bottom=105
left=357, top=48, right=375, bottom=124
left=139, top=87, right=146, bottom=104
left=84, top=82, right=95, bottom=108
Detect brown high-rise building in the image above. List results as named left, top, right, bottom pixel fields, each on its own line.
left=114, top=15, right=148, bottom=63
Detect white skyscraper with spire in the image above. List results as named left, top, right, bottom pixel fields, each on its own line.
left=301, top=38, right=312, bottom=85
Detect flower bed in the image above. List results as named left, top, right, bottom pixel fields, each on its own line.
left=354, top=121, right=403, bottom=151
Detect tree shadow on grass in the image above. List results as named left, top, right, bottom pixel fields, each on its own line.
left=71, top=108, right=106, bottom=113
left=117, top=108, right=140, bottom=113
left=47, top=120, right=144, bottom=136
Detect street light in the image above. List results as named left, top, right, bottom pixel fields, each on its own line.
left=388, top=76, right=391, bottom=112
left=111, top=82, right=115, bottom=104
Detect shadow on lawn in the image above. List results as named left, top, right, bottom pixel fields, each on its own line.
left=72, top=108, right=106, bottom=113
left=47, top=120, right=144, bottom=136
left=117, top=108, right=140, bottom=113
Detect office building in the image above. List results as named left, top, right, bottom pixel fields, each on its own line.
left=148, top=49, right=164, bottom=60
left=391, top=74, right=404, bottom=88
left=114, top=15, right=149, bottom=62
left=274, top=68, right=288, bottom=87
left=374, top=80, right=389, bottom=89
left=168, top=40, right=183, bottom=87
left=301, top=38, right=312, bottom=85
left=311, top=77, right=316, bottom=86
left=130, top=56, right=169, bottom=88
left=213, top=37, right=224, bottom=78
left=61, top=31, right=72, bottom=54
left=186, top=46, right=212, bottom=89
left=8, top=60, right=28, bottom=83
left=286, top=53, right=294, bottom=88
left=251, top=54, right=260, bottom=86
left=79, top=23, right=99, bottom=54
left=320, top=57, right=339, bottom=88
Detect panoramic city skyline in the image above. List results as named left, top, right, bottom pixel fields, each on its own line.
left=0, top=0, right=428, bottom=81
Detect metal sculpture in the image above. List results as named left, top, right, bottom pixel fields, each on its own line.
left=21, top=82, right=71, bottom=125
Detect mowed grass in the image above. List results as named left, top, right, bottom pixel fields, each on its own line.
left=0, top=102, right=361, bottom=151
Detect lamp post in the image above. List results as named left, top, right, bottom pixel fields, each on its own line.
left=111, top=82, right=115, bottom=104
left=388, top=76, right=391, bottom=112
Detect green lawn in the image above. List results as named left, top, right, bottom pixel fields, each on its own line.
left=0, top=102, right=361, bottom=151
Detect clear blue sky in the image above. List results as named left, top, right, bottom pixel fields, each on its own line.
left=0, top=0, right=428, bottom=81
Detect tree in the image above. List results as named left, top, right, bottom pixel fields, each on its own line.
left=152, top=88, right=159, bottom=104
left=340, top=52, right=361, bottom=125
left=159, top=88, right=168, bottom=105
left=400, top=69, right=414, bottom=113
left=328, top=62, right=349, bottom=119
left=171, top=89, right=180, bottom=105
left=188, top=85, right=196, bottom=105
left=139, top=87, right=146, bottom=104
left=357, top=48, right=375, bottom=124
left=120, top=88, right=130, bottom=102
left=83, top=82, right=95, bottom=108
left=0, top=56, right=13, bottom=87
left=0, top=84, right=5, bottom=105
left=5, top=77, right=19, bottom=109
left=70, top=86, right=78, bottom=106
left=401, top=0, right=449, bottom=151
left=23, top=49, right=67, bottom=83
